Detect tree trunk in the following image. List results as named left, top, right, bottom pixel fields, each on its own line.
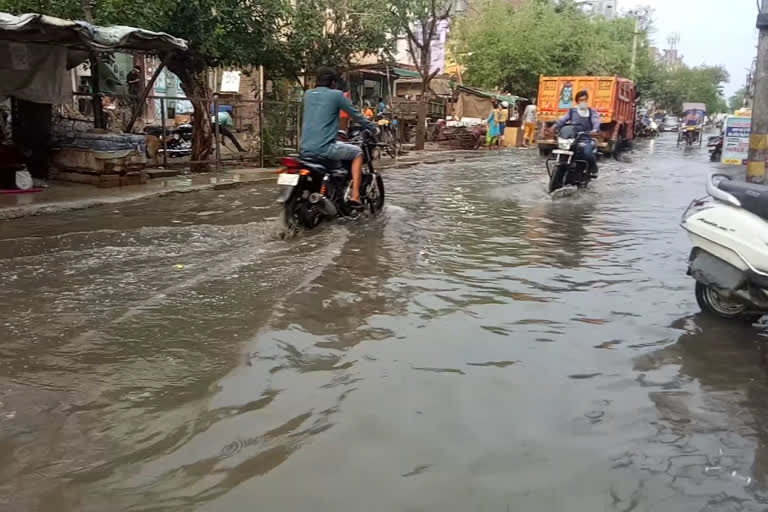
left=415, top=98, right=427, bottom=150
left=168, top=55, right=213, bottom=172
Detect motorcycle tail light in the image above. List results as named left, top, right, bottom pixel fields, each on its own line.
left=299, top=169, right=310, bottom=176
left=281, top=157, right=300, bottom=169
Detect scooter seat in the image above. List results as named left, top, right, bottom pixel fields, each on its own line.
left=300, top=155, right=342, bottom=170
left=718, top=179, right=768, bottom=221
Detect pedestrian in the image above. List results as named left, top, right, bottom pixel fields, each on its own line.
left=339, top=91, right=352, bottom=131
left=523, top=101, right=537, bottom=148
left=497, top=101, right=509, bottom=147
left=126, top=65, right=144, bottom=114
left=377, top=97, right=386, bottom=115
left=485, top=99, right=499, bottom=148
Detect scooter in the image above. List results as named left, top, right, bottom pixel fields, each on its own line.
left=707, top=135, right=723, bottom=162
left=681, top=173, right=768, bottom=322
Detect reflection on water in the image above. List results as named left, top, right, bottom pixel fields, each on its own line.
left=1, top=135, right=765, bottom=511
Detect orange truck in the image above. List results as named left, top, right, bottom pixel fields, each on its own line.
left=536, top=75, right=636, bottom=158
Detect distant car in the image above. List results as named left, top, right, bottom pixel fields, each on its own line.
left=661, top=116, right=681, bottom=132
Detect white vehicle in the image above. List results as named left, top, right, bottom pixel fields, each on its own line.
left=681, top=173, right=768, bottom=322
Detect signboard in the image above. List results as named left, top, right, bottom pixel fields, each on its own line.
left=220, top=71, right=241, bottom=93
left=722, top=115, right=751, bottom=165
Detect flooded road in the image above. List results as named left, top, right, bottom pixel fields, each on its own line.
left=2, top=134, right=768, bottom=511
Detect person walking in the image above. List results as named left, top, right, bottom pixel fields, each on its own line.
left=497, top=101, right=509, bottom=147
left=486, top=99, right=500, bottom=148
left=523, top=102, right=537, bottom=148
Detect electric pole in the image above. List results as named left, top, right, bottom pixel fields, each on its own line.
left=747, top=0, right=768, bottom=182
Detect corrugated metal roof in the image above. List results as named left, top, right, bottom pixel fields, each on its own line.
left=0, top=12, right=187, bottom=53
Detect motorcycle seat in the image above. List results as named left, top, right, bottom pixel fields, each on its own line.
left=300, top=155, right=342, bottom=170
left=718, top=179, right=768, bottom=221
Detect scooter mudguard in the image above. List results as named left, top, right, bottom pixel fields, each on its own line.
left=276, top=185, right=294, bottom=203
left=689, top=249, right=746, bottom=292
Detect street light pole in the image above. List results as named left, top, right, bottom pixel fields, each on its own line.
left=747, top=0, right=768, bottom=182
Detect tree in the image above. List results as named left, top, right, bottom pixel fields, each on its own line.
left=387, top=0, right=452, bottom=150
left=0, top=0, right=287, bottom=171
left=729, top=87, right=748, bottom=112
left=280, top=0, right=393, bottom=90
left=451, top=0, right=658, bottom=99
left=653, top=65, right=729, bottom=114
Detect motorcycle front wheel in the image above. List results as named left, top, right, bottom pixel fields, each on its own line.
left=366, top=174, right=385, bottom=213
left=548, top=165, right=566, bottom=193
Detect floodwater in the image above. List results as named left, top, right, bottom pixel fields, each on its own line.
left=2, top=134, right=768, bottom=511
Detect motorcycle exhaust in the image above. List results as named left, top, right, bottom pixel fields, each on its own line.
left=309, top=193, right=337, bottom=216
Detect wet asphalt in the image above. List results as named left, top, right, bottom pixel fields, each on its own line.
left=2, top=133, right=768, bottom=511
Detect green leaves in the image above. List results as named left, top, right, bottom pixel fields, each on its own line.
left=453, top=0, right=652, bottom=100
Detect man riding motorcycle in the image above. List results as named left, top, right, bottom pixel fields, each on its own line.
left=549, top=89, right=600, bottom=176
left=300, top=67, right=375, bottom=209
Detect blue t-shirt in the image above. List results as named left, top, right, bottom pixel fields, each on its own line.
left=300, top=87, right=373, bottom=155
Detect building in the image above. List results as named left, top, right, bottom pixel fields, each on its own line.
left=578, top=0, right=618, bottom=19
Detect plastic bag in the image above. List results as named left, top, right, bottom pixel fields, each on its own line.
left=15, top=169, right=32, bottom=190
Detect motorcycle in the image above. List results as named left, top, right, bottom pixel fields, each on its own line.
left=545, top=125, right=597, bottom=194
left=144, top=124, right=193, bottom=158
left=276, top=126, right=386, bottom=230
left=681, top=173, right=768, bottom=322
left=707, top=135, right=723, bottom=162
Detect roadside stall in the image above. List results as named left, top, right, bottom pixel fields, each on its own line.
left=0, top=12, right=187, bottom=188
left=448, top=85, right=524, bottom=148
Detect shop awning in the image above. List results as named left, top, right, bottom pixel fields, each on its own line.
left=455, top=84, right=526, bottom=105
left=392, top=67, right=421, bottom=79
left=0, top=12, right=187, bottom=53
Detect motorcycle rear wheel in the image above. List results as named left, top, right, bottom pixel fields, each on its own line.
left=695, top=282, right=761, bottom=323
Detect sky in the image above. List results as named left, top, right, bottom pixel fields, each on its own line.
left=620, top=0, right=758, bottom=97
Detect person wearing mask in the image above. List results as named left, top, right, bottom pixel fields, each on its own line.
left=550, top=89, right=600, bottom=176
left=300, top=67, right=375, bottom=209
left=523, top=102, right=537, bottom=148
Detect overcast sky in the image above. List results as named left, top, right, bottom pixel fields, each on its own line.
left=621, top=0, right=758, bottom=97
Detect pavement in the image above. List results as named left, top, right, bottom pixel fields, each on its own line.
left=0, top=149, right=488, bottom=220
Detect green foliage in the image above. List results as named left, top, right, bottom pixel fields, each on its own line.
left=280, top=0, right=393, bottom=85
left=729, top=87, right=748, bottom=112
left=452, top=0, right=657, bottom=99
left=651, top=65, right=729, bottom=114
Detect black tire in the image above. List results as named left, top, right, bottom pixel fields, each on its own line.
left=695, top=282, right=761, bottom=323
left=548, top=165, right=566, bottom=194
left=367, top=174, right=385, bottom=214
left=614, top=134, right=623, bottom=160
left=710, top=149, right=721, bottom=162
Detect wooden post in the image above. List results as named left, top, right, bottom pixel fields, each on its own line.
left=748, top=0, right=768, bottom=182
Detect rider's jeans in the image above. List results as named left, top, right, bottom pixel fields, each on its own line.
left=582, top=139, right=598, bottom=172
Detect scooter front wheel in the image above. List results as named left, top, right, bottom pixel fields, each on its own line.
left=695, top=282, right=761, bottom=323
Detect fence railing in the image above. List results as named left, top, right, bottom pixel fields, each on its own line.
left=57, top=92, right=302, bottom=171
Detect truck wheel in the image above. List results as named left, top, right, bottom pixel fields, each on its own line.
left=614, top=134, right=624, bottom=160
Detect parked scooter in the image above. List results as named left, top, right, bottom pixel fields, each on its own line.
left=707, top=135, right=723, bottom=162
left=681, top=173, right=768, bottom=322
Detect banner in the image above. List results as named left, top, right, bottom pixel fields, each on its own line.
left=722, top=116, right=751, bottom=165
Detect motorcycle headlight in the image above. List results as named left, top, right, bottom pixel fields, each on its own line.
left=558, top=138, right=574, bottom=150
